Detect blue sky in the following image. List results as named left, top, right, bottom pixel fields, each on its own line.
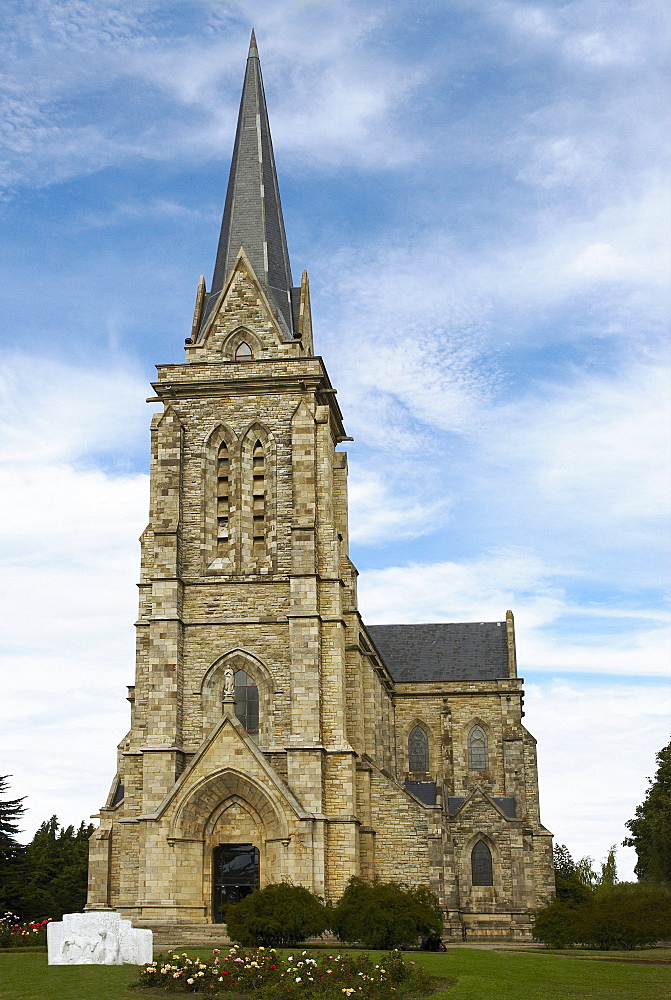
left=0, top=0, right=668, bottom=880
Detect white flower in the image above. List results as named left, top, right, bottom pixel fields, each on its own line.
left=295, top=976, right=302, bottom=982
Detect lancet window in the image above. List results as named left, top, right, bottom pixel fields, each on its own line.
left=408, top=725, right=429, bottom=773
left=216, top=441, right=231, bottom=560
left=468, top=725, right=488, bottom=771
left=234, top=669, right=259, bottom=742
left=471, top=840, right=493, bottom=886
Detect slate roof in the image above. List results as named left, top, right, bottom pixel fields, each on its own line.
left=366, top=622, right=510, bottom=683
left=200, top=31, right=295, bottom=336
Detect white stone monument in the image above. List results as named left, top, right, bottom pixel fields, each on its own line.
left=47, top=911, right=153, bottom=965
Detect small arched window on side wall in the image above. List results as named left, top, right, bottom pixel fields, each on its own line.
left=471, top=840, right=493, bottom=886
left=468, top=724, right=488, bottom=770
left=408, top=725, right=429, bottom=772
left=235, top=341, right=253, bottom=361
left=234, top=669, right=259, bottom=743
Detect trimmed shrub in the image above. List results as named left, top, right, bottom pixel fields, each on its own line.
left=330, top=877, right=443, bottom=949
left=225, top=882, right=328, bottom=947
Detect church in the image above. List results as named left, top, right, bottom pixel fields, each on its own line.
left=87, top=33, right=554, bottom=942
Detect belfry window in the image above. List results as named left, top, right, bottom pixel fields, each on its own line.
left=234, top=669, right=259, bottom=742
left=408, top=725, right=429, bottom=773
left=471, top=840, right=493, bottom=886
left=216, top=442, right=231, bottom=557
left=235, top=341, right=253, bottom=360
left=468, top=725, right=488, bottom=771
left=251, top=440, right=266, bottom=553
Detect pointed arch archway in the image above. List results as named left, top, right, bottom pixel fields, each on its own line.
left=200, top=649, right=275, bottom=747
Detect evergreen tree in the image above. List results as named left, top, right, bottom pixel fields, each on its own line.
left=623, top=740, right=671, bottom=885
left=0, top=775, right=25, bottom=856
left=0, top=816, right=94, bottom=920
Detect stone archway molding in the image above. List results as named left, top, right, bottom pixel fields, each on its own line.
left=170, top=767, right=290, bottom=842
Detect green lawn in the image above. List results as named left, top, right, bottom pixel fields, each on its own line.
left=1, top=948, right=669, bottom=1000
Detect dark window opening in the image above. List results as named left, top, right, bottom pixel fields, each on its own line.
left=471, top=840, right=493, bottom=886
left=213, top=844, right=259, bottom=922
left=111, top=782, right=124, bottom=807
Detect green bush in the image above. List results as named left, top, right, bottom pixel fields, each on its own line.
left=224, top=882, right=328, bottom=947
left=330, top=877, right=443, bottom=949
left=533, top=882, right=671, bottom=949
left=580, top=883, right=671, bottom=950
left=532, top=898, right=582, bottom=948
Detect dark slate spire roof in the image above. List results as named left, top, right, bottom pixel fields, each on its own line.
left=367, top=623, right=510, bottom=682
left=200, top=30, right=294, bottom=335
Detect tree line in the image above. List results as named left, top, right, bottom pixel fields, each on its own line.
left=533, top=740, right=671, bottom=949
left=0, top=776, right=92, bottom=921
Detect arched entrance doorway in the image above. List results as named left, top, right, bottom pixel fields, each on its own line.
left=213, top=843, right=259, bottom=923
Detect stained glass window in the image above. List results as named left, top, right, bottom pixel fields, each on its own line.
left=408, top=725, right=429, bottom=772
left=234, top=669, right=259, bottom=742
left=471, top=840, right=493, bottom=886
left=468, top=725, right=488, bottom=770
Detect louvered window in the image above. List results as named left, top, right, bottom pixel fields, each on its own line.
left=216, top=442, right=231, bottom=558
left=251, top=439, right=265, bottom=554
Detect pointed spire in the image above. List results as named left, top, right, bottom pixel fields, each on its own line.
left=200, top=30, right=294, bottom=335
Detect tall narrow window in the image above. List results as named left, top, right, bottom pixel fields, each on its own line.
left=408, top=725, right=429, bottom=772
left=471, top=840, right=493, bottom=886
left=234, top=669, right=259, bottom=742
left=468, top=725, right=488, bottom=771
left=216, top=442, right=231, bottom=559
left=252, top=439, right=265, bottom=556
left=235, top=341, right=253, bottom=360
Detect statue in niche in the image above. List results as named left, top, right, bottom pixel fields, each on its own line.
left=224, top=667, right=235, bottom=698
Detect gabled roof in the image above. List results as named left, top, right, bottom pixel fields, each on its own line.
left=200, top=31, right=294, bottom=336
left=366, top=622, right=510, bottom=682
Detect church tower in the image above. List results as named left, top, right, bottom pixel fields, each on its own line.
left=87, top=34, right=554, bottom=940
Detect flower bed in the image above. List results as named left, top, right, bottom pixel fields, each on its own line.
left=0, top=912, right=50, bottom=949
left=135, top=945, right=436, bottom=998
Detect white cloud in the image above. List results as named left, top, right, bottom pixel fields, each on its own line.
left=527, top=678, right=670, bottom=881
left=0, top=354, right=149, bottom=835
left=357, top=550, right=670, bottom=677
left=0, top=355, right=149, bottom=464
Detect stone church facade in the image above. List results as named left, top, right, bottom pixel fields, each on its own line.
left=87, top=34, right=554, bottom=941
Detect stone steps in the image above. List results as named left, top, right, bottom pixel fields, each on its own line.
left=136, top=923, right=232, bottom=950
left=135, top=924, right=343, bottom=952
